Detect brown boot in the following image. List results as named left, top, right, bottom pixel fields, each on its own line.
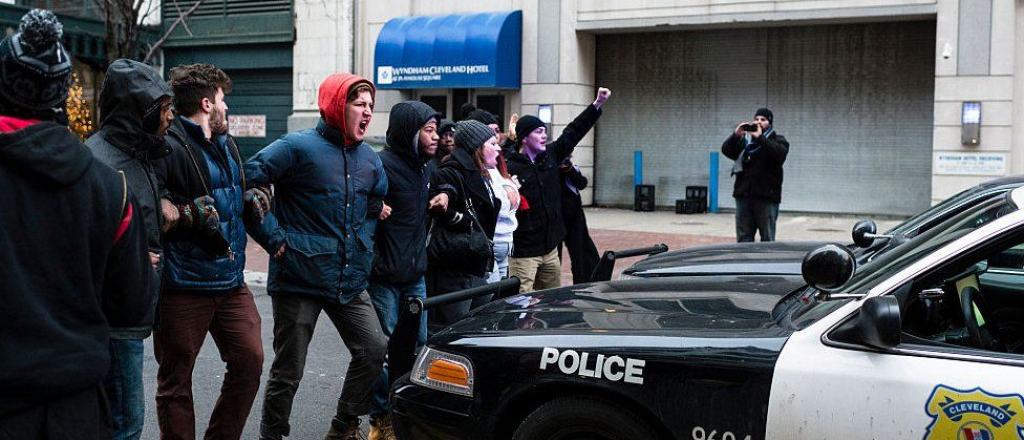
left=368, top=415, right=396, bottom=440
left=325, top=417, right=365, bottom=440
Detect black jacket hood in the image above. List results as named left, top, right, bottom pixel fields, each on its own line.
left=385, top=101, right=439, bottom=163
left=97, top=59, right=173, bottom=154
left=0, top=122, right=93, bottom=186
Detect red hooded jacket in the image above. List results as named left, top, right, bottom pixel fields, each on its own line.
left=317, top=73, right=376, bottom=146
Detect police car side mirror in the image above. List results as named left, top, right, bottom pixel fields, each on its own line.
left=852, top=219, right=891, bottom=248
left=802, top=244, right=856, bottom=293
left=855, top=296, right=902, bottom=349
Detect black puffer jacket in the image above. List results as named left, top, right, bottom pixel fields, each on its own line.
left=86, top=59, right=171, bottom=338
left=371, top=101, right=439, bottom=286
left=720, top=129, right=789, bottom=204
left=505, top=104, right=602, bottom=258
left=0, top=121, right=151, bottom=416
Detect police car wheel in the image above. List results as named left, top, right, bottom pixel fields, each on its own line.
left=512, top=396, right=662, bottom=440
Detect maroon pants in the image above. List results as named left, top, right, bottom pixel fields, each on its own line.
left=153, top=288, right=263, bottom=440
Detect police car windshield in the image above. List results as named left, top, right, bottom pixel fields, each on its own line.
left=840, top=194, right=1011, bottom=294
left=886, top=185, right=981, bottom=236
left=781, top=194, right=1013, bottom=328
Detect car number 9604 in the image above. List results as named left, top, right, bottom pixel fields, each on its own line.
left=692, top=426, right=751, bottom=440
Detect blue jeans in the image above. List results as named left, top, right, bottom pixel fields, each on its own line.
left=487, top=241, right=513, bottom=283
left=368, top=277, right=427, bottom=418
left=103, top=338, right=145, bottom=440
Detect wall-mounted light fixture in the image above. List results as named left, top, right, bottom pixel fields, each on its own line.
left=538, top=104, right=552, bottom=124
left=961, top=101, right=981, bottom=146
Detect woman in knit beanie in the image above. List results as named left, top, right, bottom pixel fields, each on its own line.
left=426, top=120, right=502, bottom=329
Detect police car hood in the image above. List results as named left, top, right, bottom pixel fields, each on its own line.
left=623, top=241, right=826, bottom=277
left=440, top=275, right=806, bottom=339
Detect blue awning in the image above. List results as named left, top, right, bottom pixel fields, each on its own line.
left=374, top=10, right=522, bottom=89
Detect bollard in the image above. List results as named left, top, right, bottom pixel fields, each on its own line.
left=634, top=150, right=643, bottom=186
left=709, top=152, right=719, bottom=213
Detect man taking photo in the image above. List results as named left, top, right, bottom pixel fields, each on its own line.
left=721, top=107, right=789, bottom=242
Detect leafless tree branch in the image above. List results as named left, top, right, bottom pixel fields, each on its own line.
left=172, top=0, right=195, bottom=37
left=142, top=0, right=204, bottom=64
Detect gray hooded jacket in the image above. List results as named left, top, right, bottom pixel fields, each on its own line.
left=86, top=59, right=172, bottom=338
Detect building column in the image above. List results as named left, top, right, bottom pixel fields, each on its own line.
left=931, top=0, right=1016, bottom=204
left=1013, top=0, right=1024, bottom=175
left=289, top=0, right=356, bottom=132
left=522, top=0, right=599, bottom=205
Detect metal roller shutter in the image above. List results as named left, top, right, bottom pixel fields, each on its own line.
left=594, top=21, right=935, bottom=215
left=223, top=68, right=293, bottom=159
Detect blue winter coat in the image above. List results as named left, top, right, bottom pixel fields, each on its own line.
left=246, top=119, right=388, bottom=304
left=155, top=117, right=247, bottom=294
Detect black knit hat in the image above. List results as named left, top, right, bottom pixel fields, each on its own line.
left=515, top=115, right=545, bottom=143
left=755, top=107, right=773, bottom=125
left=438, top=118, right=455, bottom=135
left=459, top=102, right=499, bottom=127
left=454, top=120, right=494, bottom=153
left=0, top=9, right=73, bottom=118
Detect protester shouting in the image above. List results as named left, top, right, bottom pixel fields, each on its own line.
left=245, top=73, right=388, bottom=440
left=506, top=87, right=611, bottom=292
left=428, top=120, right=502, bottom=328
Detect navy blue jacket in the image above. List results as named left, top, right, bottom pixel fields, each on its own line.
left=246, top=119, right=388, bottom=304
left=154, top=116, right=247, bottom=294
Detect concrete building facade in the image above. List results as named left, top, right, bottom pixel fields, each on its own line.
left=290, top=0, right=1024, bottom=215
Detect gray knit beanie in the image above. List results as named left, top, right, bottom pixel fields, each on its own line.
left=454, top=120, right=495, bottom=153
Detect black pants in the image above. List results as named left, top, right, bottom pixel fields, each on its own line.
left=561, top=199, right=600, bottom=284
left=260, top=292, right=386, bottom=439
left=0, top=386, right=110, bottom=440
left=735, top=197, right=780, bottom=242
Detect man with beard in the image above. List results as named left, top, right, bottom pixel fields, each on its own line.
left=366, top=101, right=449, bottom=440
left=152, top=63, right=268, bottom=440
left=0, top=9, right=152, bottom=439
left=246, top=73, right=388, bottom=440
left=85, top=58, right=174, bottom=440
left=721, top=108, right=789, bottom=242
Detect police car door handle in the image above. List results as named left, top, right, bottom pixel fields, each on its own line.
left=919, top=288, right=944, bottom=300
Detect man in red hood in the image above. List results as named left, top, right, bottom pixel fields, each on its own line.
left=246, top=73, right=389, bottom=440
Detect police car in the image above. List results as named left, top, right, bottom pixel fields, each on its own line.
left=390, top=187, right=1024, bottom=440
left=621, top=174, right=1024, bottom=280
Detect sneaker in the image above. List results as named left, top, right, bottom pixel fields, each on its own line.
left=324, top=417, right=365, bottom=440
left=368, top=415, right=397, bottom=440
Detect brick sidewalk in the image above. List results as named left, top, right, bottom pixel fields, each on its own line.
left=244, top=228, right=732, bottom=287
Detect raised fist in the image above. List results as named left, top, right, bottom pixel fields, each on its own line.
left=594, top=87, right=612, bottom=108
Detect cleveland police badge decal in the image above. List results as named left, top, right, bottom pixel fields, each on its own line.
left=924, top=385, right=1024, bottom=440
